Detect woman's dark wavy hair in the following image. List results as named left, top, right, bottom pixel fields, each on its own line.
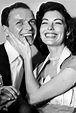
left=1, top=2, right=34, bottom=27
left=34, top=1, right=76, bottom=55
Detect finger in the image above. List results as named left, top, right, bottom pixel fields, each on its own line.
left=1, top=100, right=16, bottom=111
left=10, top=33, right=29, bottom=46
left=4, top=99, right=16, bottom=108
left=2, top=107, right=8, bottom=111
left=0, top=94, right=11, bottom=101
left=7, top=31, right=15, bottom=41
left=9, top=86, right=20, bottom=96
left=8, top=32, right=20, bottom=44
left=9, top=32, right=30, bottom=52
left=1, top=100, right=15, bottom=111
left=19, top=35, right=30, bottom=46
left=0, top=96, right=12, bottom=108
left=7, top=32, right=18, bottom=49
left=1, top=88, right=15, bottom=100
left=0, top=97, right=10, bottom=106
left=2, top=86, right=18, bottom=99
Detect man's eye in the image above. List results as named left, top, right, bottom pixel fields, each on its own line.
left=30, top=20, right=36, bottom=24
left=16, top=22, right=23, bottom=25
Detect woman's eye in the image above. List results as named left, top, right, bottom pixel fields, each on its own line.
left=41, top=21, right=48, bottom=24
left=55, top=21, right=63, bottom=25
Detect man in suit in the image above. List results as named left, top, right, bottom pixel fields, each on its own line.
left=0, top=2, right=37, bottom=113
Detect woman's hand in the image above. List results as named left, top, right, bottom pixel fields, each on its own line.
left=7, top=32, right=32, bottom=59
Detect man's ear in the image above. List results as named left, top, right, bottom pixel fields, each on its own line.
left=2, top=25, right=9, bottom=37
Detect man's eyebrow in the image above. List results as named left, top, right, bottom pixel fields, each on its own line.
left=15, top=19, right=23, bottom=21
left=30, top=18, right=35, bottom=20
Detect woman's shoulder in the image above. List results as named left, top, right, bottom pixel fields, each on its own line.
left=61, top=55, right=76, bottom=70
left=67, top=55, right=76, bottom=66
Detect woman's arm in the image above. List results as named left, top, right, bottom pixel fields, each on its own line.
left=24, top=59, right=76, bottom=105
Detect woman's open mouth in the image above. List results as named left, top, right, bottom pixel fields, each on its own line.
left=45, top=33, right=57, bottom=38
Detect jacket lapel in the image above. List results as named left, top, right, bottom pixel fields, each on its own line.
left=0, top=44, right=12, bottom=85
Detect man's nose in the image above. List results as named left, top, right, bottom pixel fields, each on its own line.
left=23, top=22, right=32, bottom=30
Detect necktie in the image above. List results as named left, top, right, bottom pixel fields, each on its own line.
left=10, top=56, right=24, bottom=91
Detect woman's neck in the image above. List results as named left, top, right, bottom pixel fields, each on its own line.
left=48, top=45, right=64, bottom=60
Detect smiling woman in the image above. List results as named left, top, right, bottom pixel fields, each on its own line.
left=16, top=1, right=76, bottom=113
left=40, top=10, right=66, bottom=47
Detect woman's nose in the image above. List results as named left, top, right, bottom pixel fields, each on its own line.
left=48, top=23, right=54, bottom=30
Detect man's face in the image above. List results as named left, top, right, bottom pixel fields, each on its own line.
left=7, top=8, right=37, bottom=45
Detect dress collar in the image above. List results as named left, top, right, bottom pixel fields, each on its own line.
left=4, top=40, right=19, bottom=64
left=57, top=46, right=71, bottom=73
left=38, top=46, right=71, bottom=74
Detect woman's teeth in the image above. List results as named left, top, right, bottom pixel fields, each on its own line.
left=45, top=33, right=56, bottom=38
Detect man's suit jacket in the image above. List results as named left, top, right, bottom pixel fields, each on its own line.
left=0, top=43, right=26, bottom=99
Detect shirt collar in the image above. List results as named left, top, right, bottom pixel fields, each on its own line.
left=4, top=40, right=19, bottom=64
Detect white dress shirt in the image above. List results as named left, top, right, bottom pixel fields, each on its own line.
left=4, top=40, right=23, bottom=90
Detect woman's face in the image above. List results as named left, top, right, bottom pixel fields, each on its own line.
left=40, top=10, right=67, bottom=46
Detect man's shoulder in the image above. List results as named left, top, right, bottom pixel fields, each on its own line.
left=0, top=43, right=7, bottom=55
left=0, top=43, right=9, bottom=63
left=0, top=43, right=4, bottom=47
left=0, top=43, right=5, bottom=51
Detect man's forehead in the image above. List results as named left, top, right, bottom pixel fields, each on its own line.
left=9, top=8, right=34, bottom=20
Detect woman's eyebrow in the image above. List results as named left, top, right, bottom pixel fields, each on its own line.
left=42, top=18, right=64, bottom=22
left=54, top=18, right=64, bottom=22
left=42, top=18, right=48, bottom=21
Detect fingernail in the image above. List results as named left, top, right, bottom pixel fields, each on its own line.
left=3, top=107, right=8, bottom=111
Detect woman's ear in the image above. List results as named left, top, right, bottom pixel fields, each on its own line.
left=2, top=25, right=9, bottom=37
left=66, top=31, right=71, bottom=39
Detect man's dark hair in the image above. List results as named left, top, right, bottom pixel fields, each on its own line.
left=1, top=2, right=33, bottom=27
